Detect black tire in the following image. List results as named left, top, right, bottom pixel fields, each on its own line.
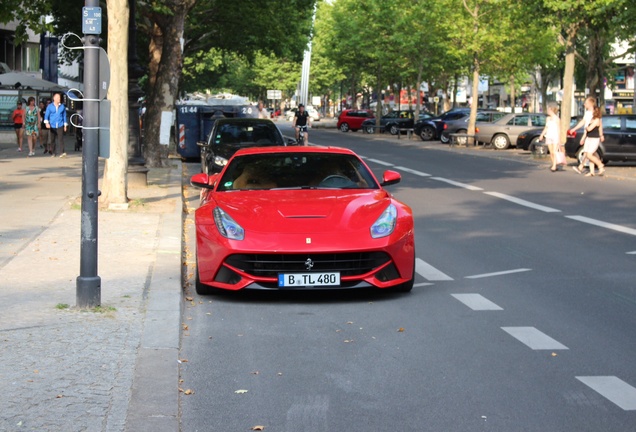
left=195, top=259, right=215, bottom=295
left=394, top=258, right=415, bottom=293
left=440, top=133, right=450, bottom=144
left=389, top=124, right=399, bottom=135
left=528, top=136, right=541, bottom=152
left=364, top=125, right=375, bottom=134
left=456, top=129, right=468, bottom=145
left=491, top=134, right=510, bottom=150
left=339, top=122, right=350, bottom=132
left=419, top=126, right=435, bottom=141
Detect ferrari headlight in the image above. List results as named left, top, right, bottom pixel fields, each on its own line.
left=370, top=204, right=397, bottom=238
left=213, top=207, right=244, bottom=240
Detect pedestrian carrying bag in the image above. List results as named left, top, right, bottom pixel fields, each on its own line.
left=556, top=148, right=567, bottom=166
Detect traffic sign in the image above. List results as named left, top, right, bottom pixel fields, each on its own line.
left=267, top=90, right=282, bottom=99
left=82, top=7, right=102, bottom=35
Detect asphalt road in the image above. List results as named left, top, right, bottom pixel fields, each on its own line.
left=179, top=124, right=636, bottom=432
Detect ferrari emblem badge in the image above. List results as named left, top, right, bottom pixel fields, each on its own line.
left=305, top=258, right=314, bottom=271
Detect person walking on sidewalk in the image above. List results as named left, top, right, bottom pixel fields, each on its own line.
left=570, top=97, right=603, bottom=174
left=44, top=93, right=68, bottom=157
left=577, top=105, right=605, bottom=177
left=11, top=101, right=25, bottom=152
left=539, top=102, right=561, bottom=172
left=39, top=99, right=50, bottom=152
left=24, top=97, right=40, bottom=157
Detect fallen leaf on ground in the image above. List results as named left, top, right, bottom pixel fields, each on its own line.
left=251, top=426, right=265, bottom=431
left=179, top=358, right=189, bottom=363
left=346, top=321, right=354, bottom=325
left=551, top=352, right=558, bottom=357
left=56, top=394, right=63, bottom=398
left=185, top=297, right=193, bottom=301
left=397, top=328, right=405, bottom=332
left=184, top=389, right=194, bottom=395
left=182, top=324, right=189, bottom=331
left=235, top=389, right=249, bottom=394
left=344, top=339, right=353, bottom=343
left=251, top=371, right=260, bottom=375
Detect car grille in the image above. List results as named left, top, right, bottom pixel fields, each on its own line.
left=225, top=252, right=391, bottom=278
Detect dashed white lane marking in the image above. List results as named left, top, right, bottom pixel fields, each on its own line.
left=415, top=258, right=454, bottom=281
left=484, top=192, right=561, bottom=213
left=451, top=293, right=503, bottom=311
left=430, top=177, right=483, bottom=191
left=366, top=158, right=394, bottom=167
left=413, top=282, right=434, bottom=288
left=627, top=251, right=636, bottom=255
left=394, top=166, right=431, bottom=177
left=465, top=268, right=532, bottom=279
left=576, top=376, right=636, bottom=411
left=565, top=215, right=636, bottom=237
left=501, top=326, right=569, bottom=350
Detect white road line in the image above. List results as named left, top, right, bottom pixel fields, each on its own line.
left=565, top=215, right=636, bottom=237
left=415, top=258, right=454, bottom=281
left=451, top=294, right=503, bottom=311
left=484, top=192, right=561, bottom=213
left=501, top=326, right=569, bottom=350
left=627, top=251, right=636, bottom=255
left=576, top=376, right=636, bottom=411
left=431, top=177, right=483, bottom=191
left=366, top=158, right=394, bottom=167
left=394, top=166, right=431, bottom=177
left=465, top=268, right=532, bottom=279
left=413, top=282, right=434, bottom=288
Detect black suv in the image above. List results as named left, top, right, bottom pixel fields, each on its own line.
left=565, top=114, right=636, bottom=164
left=198, top=118, right=288, bottom=173
left=362, top=110, right=418, bottom=135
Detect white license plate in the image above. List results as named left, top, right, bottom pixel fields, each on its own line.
left=278, top=272, right=340, bottom=287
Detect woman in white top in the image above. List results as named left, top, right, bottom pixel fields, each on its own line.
left=539, top=102, right=561, bottom=172
left=570, top=97, right=604, bottom=174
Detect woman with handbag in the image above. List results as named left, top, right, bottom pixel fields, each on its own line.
left=539, top=102, right=562, bottom=172
left=577, top=106, right=605, bottom=176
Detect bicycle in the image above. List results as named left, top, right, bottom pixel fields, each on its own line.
left=296, top=125, right=309, bottom=146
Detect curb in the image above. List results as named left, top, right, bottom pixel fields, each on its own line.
left=125, top=161, right=183, bottom=431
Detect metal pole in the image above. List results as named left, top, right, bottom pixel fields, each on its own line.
left=77, top=0, right=101, bottom=308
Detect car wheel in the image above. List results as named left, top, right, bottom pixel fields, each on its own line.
left=339, top=122, right=350, bottom=132
left=528, top=136, right=541, bottom=152
left=388, top=124, right=399, bottom=135
left=419, top=126, right=435, bottom=141
left=364, top=125, right=375, bottom=134
left=491, top=134, right=510, bottom=150
left=456, top=129, right=468, bottom=145
left=394, top=259, right=415, bottom=293
left=195, top=260, right=216, bottom=295
left=440, top=133, right=450, bottom=144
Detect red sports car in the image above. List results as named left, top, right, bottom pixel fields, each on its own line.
left=190, top=146, right=415, bottom=294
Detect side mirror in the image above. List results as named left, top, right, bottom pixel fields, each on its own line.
left=287, top=138, right=298, bottom=146
left=190, top=172, right=215, bottom=189
left=197, top=140, right=208, bottom=148
left=380, top=170, right=401, bottom=187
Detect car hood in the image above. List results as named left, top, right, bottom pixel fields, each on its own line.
left=209, top=189, right=393, bottom=233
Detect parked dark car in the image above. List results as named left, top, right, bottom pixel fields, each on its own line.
left=439, top=110, right=506, bottom=144
left=516, top=117, right=580, bottom=151
left=362, top=111, right=432, bottom=135
left=475, top=112, right=547, bottom=149
left=197, top=118, right=289, bottom=173
left=565, top=114, right=636, bottom=164
left=414, top=108, right=478, bottom=141
left=337, top=109, right=375, bottom=132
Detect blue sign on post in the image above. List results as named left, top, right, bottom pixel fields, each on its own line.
left=82, top=7, right=102, bottom=35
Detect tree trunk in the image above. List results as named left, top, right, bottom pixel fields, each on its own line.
left=142, top=2, right=195, bottom=167
left=415, top=65, right=422, bottom=118
left=509, top=75, right=516, bottom=112
left=467, top=57, right=480, bottom=146
left=586, top=31, right=603, bottom=100
left=375, top=71, right=382, bottom=133
left=560, top=23, right=578, bottom=145
left=101, top=0, right=129, bottom=205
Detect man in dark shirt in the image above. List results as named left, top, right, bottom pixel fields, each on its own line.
left=292, top=104, right=311, bottom=145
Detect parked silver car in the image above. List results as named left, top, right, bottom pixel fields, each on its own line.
left=475, top=112, right=547, bottom=149
left=440, top=110, right=506, bottom=144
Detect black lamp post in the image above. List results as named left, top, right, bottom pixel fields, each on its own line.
left=127, top=0, right=148, bottom=187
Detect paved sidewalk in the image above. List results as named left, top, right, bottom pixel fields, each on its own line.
left=0, top=136, right=183, bottom=431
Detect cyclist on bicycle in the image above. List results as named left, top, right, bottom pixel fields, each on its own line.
left=292, top=104, right=311, bottom=145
